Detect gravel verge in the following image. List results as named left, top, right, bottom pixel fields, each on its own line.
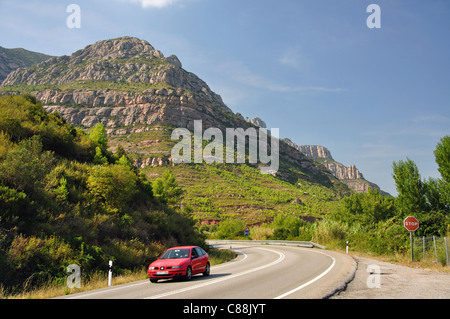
left=331, top=255, right=450, bottom=299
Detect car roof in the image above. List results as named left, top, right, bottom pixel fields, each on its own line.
left=167, top=246, right=198, bottom=250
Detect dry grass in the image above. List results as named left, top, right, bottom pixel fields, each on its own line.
left=2, top=269, right=148, bottom=299
left=337, top=248, right=450, bottom=274
left=2, top=248, right=237, bottom=299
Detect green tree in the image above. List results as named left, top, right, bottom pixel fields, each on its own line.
left=433, top=136, right=450, bottom=210
left=116, top=155, right=132, bottom=167
left=87, top=164, right=139, bottom=214
left=0, top=135, right=54, bottom=195
left=115, top=145, right=127, bottom=160
left=152, top=170, right=183, bottom=204
left=93, top=146, right=108, bottom=165
left=333, top=188, right=396, bottom=225
left=392, top=158, right=427, bottom=216
left=89, top=123, right=108, bottom=148
left=434, top=135, right=450, bottom=183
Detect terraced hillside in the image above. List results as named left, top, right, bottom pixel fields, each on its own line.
left=1, top=37, right=350, bottom=228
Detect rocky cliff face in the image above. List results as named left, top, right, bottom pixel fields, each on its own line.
left=285, top=142, right=363, bottom=180
left=1, top=37, right=254, bottom=134
left=40, top=87, right=236, bottom=132
left=323, top=162, right=363, bottom=180
left=1, top=37, right=341, bottom=190
left=297, top=145, right=333, bottom=160
left=283, top=140, right=388, bottom=195
left=2, top=37, right=231, bottom=117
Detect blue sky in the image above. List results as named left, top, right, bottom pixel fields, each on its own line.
left=1, top=0, right=449, bottom=195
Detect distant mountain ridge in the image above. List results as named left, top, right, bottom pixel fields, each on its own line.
left=0, top=37, right=388, bottom=195
left=283, top=139, right=389, bottom=195
left=0, top=46, right=52, bottom=83
left=1, top=37, right=230, bottom=114
left=1, top=37, right=239, bottom=131
left=0, top=37, right=344, bottom=196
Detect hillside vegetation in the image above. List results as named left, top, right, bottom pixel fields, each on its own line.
left=0, top=94, right=448, bottom=298
left=110, top=121, right=449, bottom=263
left=0, top=94, right=204, bottom=295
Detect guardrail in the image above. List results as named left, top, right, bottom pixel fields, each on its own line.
left=206, top=239, right=326, bottom=249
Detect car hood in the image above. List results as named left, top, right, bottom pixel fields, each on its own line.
left=150, top=258, right=189, bottom=268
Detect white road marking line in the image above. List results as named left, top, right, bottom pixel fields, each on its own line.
left=65, top=281, right=148, bottom=299
left=65, top=248, right=248, bottom=299
left=145, top=247, right=285, bottom=299
left=273, top=250, right=336, bottom=299
left=210, top=249, right=248, bottom=269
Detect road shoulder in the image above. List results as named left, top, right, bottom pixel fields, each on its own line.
left=331, top=255, right=450, bottom=299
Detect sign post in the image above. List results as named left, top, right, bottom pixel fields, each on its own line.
left=244, top=226, right=250, bottom=237
left=403, top=216, right=419, bottom=262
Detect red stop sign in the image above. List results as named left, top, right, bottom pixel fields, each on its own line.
left=404, top=216, right=419, bottom=232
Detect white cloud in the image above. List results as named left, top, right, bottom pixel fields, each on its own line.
left=357, top=143, right=428, bottom=159
left=411, top=113, right=450, bottom=124
left=218, top=60, right=343, bottom=94
left=123, top=0, right=184, bottom=8
left=278, top=47, right=308, bottom=71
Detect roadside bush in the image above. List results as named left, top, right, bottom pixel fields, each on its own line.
left=87, top=164, right=139, bottom=214
left=215, top=219, right=246, bottom=239
left=367, top=218, right=408, bottom=255
left=0, top=95, right=206, bottom=295
left=271, top=214, right=305, bottom=240
left=7, top=235, right=78, bottom=288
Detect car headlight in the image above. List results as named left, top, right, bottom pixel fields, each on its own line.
left=171, top=266, right=183, bottom=269
left=149, top=266, right=158, bottom=270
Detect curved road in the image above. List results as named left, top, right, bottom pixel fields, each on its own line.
left=58, top=244, right=355, bottom=299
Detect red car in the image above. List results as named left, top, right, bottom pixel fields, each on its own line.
left=147, top=246, right=210, bottom=283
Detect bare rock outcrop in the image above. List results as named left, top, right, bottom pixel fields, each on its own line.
left=0, top=36, right=345, bottom=191
left=297, top=145, right=333, bottom=160
left=282, top=139, right=389, bottom=195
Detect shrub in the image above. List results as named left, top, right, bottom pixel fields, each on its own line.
left=0, top=135, right=55, bottom=195
left=215, top=219, right=246, bottom=239
left=0, top=186, right=32, bottom=231
left=87, top=164, right=139, bottom=213
left=7, top=235, right=78, bottom=288
left=152, top=170, right=182, bottom=204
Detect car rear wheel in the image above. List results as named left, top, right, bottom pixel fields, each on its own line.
left=185, top=266, right=192, bottom=281
left=203, top=263, right=210, bottom=276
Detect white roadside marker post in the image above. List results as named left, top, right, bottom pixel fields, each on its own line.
left=108, top=260, right=113, bottom=287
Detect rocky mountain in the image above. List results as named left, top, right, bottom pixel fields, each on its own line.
left=283, top=139, right=389, bottom=195
left=0, top=46, right=52, bottom=83
left=296, top=145, right=333, bottom=161
left=296, top=145, right=363, bottom=179
left=247, top=117, right=267, bottom=128
left=1, top=37, right=246, bottom=132
left=0, top=37, right=345, bottom=194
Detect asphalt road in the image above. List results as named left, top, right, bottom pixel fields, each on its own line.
left=57, top=244, right=355, bottom=299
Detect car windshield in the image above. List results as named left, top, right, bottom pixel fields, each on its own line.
left=160, top=248, right=190, bottom=259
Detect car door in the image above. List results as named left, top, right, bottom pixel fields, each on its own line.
left=190, top=247, right=202, bottom=274
left=194, top=247, right=207, bottom=272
